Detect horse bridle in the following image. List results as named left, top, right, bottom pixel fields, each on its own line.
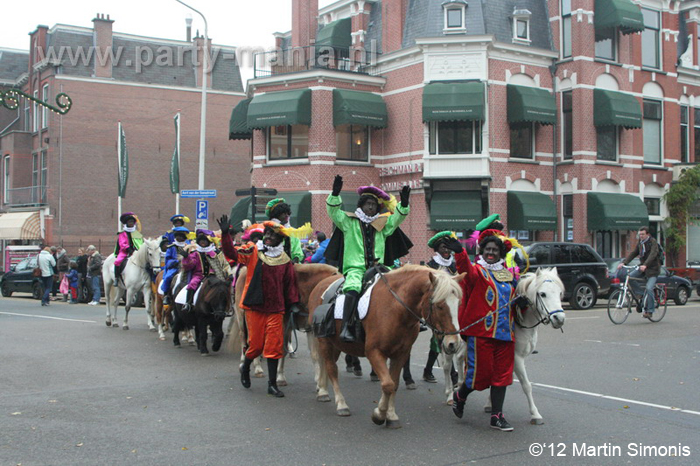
left=516, top=279, right=564, bottom=332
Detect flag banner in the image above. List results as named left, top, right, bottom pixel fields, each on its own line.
left=170, top=113, right=180, bottom=194
left=118, top=123, right=129, bottom=198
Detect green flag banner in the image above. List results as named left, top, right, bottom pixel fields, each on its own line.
left=118, top=123, right=129, bottom=198
left=170, top=113, right=180, bottom=194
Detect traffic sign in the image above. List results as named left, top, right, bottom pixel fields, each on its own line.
left=181, top=189, right=217, bottom=198
left=196, top=200, right=208, bottom=220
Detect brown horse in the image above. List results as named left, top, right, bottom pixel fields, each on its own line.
left=151, top=270, right=171, bottom=341
left=307, top=265, right=464, bottom=428
left=226, top=263, right=340, bottom=385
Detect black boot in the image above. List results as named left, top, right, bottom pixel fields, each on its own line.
left=267, top=359, right=284, bottom=397
left=339, top=290, right=360, bottom=343
left=163, top=294, right=172, bottom=305
left=183, top=289, right=195, bottom=311
left=240, top=357, right=252, bottom=388
left=423, top=350, right=439, bottom=383
left=345, top=353, right=354, bottom=373
left=114, top=264, right=122, bottom=283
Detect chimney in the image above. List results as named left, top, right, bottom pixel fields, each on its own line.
left=291, top=0, right=318, bottom=48
left=29, top=25, right=49, bottom=83
left=186, top=16, right=193, bottom=42
left=382, top=0, right=408, bottom=53
left=92, top=13, right=115, bottom=78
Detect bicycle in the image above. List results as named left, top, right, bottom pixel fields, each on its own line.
left=607, top=265, right=667, bottom=324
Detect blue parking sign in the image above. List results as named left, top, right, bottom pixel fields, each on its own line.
left=196, top=200, right=208, bottom=220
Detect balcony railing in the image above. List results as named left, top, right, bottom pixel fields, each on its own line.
left=254, top=46, right=381, bottom=79
left=4, top=186, right=47, bottom=207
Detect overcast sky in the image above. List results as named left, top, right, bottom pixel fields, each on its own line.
left=0, top=0, right=336, bottom=85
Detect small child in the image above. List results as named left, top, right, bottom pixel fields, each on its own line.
left=66, top=261, right=80, bottom=304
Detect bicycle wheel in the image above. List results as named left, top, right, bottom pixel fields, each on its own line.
left=648, top=285, right=667, bottom=322
left=607, top=289, right=631, bottom=324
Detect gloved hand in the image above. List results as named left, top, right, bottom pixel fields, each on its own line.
left=400, top=185, right=411, bottom=208
left=332, top=175, right=343, bottom=197
left=513, top=295, right=529, bottom=309
left=445, top=238, right=463, bottom=254
left=288, top=304, right=301, bottom=314
left=217, top=214, right=230, bottom=235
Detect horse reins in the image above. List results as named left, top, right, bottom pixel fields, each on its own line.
left=515, top=279, right=564, bottom=332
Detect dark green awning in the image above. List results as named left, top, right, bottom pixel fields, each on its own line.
left=229, top=191, right=312, bottom=230
left=593, top=89, right=642, bottom=129
left=430, top=191, right=481, bottom=230
left=340, top=191, right=360, bottom=212
left=247, top=89, right=312, bottom=129
left=333, top=89, right=388, bottom=128
left=229, top=98, right=252, bottom=140
left=507, top=84, right=556, bottom=125
left=316, top=18, right=352, bottom=49
left=587, top=192, right=648, bottom=231
left=422, top=82, right=485, bottom=122
left=507, top=191, right=557, bottom=231
left=595, top=0, right=644, bottom=40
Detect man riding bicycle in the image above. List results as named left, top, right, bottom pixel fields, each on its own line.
left=617, top=226, right=662, bottom=319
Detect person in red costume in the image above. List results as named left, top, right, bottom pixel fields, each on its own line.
left=444, top=230, right=519, bottom=432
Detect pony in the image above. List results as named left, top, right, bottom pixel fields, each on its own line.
left=171, top=275, right=232, bottom=354
left=484, top=267, right=565, bottom=424
left=151, top=270, right=172, bottom=341
left=226, top=263, right=340, bottom=385
left=308, top=265, right=465, bottom=428
left=102, top=238, right=162, bottom=330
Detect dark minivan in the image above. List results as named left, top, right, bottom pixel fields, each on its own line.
left=518, top=242, right=611, bottom=310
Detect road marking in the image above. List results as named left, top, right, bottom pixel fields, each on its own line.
left=584, top=339, right=640, bottom=347
left=0, top=312, right=96, bottom=323
left=531, top=382, right=700, bottom=416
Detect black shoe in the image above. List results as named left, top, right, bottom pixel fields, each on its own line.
left=452, top=391, right=465, bottom=419
left=240, top=364, right=251, bottom=389
left=340, top=324, right=356, bottom=343
left=163, top=295, right=172, bottom=305
left=346, top=364, right=354, bottom=373
left=267, top=383, right=285, bottom=398
left=490, top=413, right=514, bottom=432
left=423, top=370, right=437, bottom=383
left=419, top=323, right=428, bottom=332
left=353, top=367, right=363, bottom=377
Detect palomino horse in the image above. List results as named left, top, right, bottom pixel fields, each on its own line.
left=484, top=267, right=565, bottom=424
left=226, top=263, right=340, bottom=385
left=102, top=238, right=162, bottom=330
left=308, top=266, right=465, bottom=428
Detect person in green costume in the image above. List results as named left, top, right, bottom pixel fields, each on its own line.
left=326, top=175, right=411, bottom=343
left=265, top=198, right=309, bottom=263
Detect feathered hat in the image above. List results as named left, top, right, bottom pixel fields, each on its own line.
left=119, top=212, right=142, bottom=232
left=262, top=221, right=313, bottom=240
left=170, top=214, right=190, bottom=224
left=195, top=228, right=220, bottom=247
left=427, top=231, right=456, bottom=250
left=242, top=223, right=265, bottom=242
left=475, top=213, right=504, bottom=232
left=172, top=226, right=190, bottom=236
left=356, top=186, right=398, bottom=213
left=265, top=198, right=288, bottom=219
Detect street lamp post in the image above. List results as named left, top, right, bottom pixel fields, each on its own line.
left=175, top=0, right=208, bottom=190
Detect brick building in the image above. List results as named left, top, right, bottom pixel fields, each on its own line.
left=0, top=14, right=250, bottom=270
left=229, top=0, right=699, bottom=266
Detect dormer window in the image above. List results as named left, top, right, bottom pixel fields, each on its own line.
left=443, top=1, right=467, bottom=34
left=511, top=8, right=532, bottom=44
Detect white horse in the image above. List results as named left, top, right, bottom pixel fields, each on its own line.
left=484, top=267, right=565, bottom=424
left=102, top=238, right=162, bottom=330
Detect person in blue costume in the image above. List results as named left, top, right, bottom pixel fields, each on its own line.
left=159, top=226, right=191, bottom=305
left=164, top=214, right=191, bottom=244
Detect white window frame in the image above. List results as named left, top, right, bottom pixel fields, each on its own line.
left=32, top=90, right=38, bottom=132
left=509, top=122, right=535, bottom=160
left=266, top=125, right=309, bottom=161
left=428, top=120, right=483, bottom=155
left=23, top=100, right=30, bottom=132
left=596, top=126, right=618, bottom=162
left=336, top=124, right=371, bottom=162
left=594, top=27, right=618, bottom=62
left=442, top=1, right=467, bottom=34
left=511, top=9, right=532, bottom=44
left=643, top=98, right=663, bottom=165
left=3, top=155, right=9, bottom=203
left=41, top=84, right=49, bottom=129
left=561, top=0, right=572, bottom=58
left=641, top=8, right=661, bottom=70
left=681, top=105, right=689, bottom=164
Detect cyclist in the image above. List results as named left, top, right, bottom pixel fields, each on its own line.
left=617, top=226, right=662, bottom=319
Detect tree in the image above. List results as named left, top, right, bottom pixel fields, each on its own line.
left=662, top=165, right=700, bottom=267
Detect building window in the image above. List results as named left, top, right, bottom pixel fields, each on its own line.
left=442, top=2, right=467, bottom=32
left=596, top=126, right=617, bottom=161
left=31, top=153, right=39, bottom=204
left=644, top=197, right=660, bottom=216
left=516, top=19, right=529, bottom=40
left=643, top=99, right=662, bottom=165
left=23, top=100, right=30, bottom=132
left=447, top=9, right=462, bottom=28
left=562, top=0, right=572, bottom=58
left=595, top=28, right=617, bottom=61
left=336, top=124, right=369, bottom=162
left=3, top=155, right=9, bottom=203
left=32, top=91, right=38, bottom=132
left=563, top=195, right=573, bottom=242
left=562, top=91, right=573, bottom=160
left=429, top=120, right=482, bottom=155
left=695, top=108, right=700, bottom=162
left=511, top=8, right=532, bottom=43
left=41, top=84, right=49, bottom=129
left=509, top=122, right=534, bottom=159
left=641, top=8, right=660, bottom=69
left=681, top=105, right=689, bottom=164
left=40, top=150, right=48, bottom=204
left=267, top=125, right=309, bottom=160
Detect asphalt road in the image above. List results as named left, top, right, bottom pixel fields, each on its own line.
left=1, top=294, right=699, bottom=466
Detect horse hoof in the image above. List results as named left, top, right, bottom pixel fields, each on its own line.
left=446, top=399, right=454, bottom=406
left=254, top=373, right=265, bottom=378
left=316, top=394, right=331, bottom=402
left=370, top=375, right=380, bottom=382
left=277, top=380, right=288, bottom=387
left=122, top=325, right=129, bottom=330
left=188, top=341, right=195, bottom=346
left=337, top=408, right=351, bottom=417
left=200, top=353, right=210, bottom=357
left=113, top=323, right=119, bottom=328
left=149, top=328, right=156, bottom=332
left=405, top=382, right=416, bottom=390
left=385, top=419, right=402, bottom=429
left=159, top=337, right=166, bottom=341
left=531, top=418, right=544, bottom=425
left=105, top=321, right=111, bottom=327
left=371, top=412, right=386, bottom=425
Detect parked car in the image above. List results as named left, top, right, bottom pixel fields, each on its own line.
left=0, top=255, right=44, bottom=299
left=604, top=258, right=692, bottom=306
left=515, top=242, right=611, bottom=310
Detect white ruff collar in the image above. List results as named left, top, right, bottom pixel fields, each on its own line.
left=263, top=242, right=284, bottom=258
left=123, top=225, right=136, bottom=233
left=355, top=208, right=379, bottom=224
left=173, top=240, right=187, bottom=247
left=477, top=258, right=506, bottom=271
left=196, top=244, right=216, bottom=254
left=270, top=218, right=291, bottom=228
left=432, top=254, right=454, bottom=267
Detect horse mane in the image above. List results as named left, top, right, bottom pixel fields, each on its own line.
left=294, top=263, right=338, bottom=274
left=389, top=265, right=462, bottom=303
left=517, top=268, right=564, bottom=301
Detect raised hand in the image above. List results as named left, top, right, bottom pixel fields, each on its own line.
left=445, top=237, right=463, bottom=254
left=332, top=175, right=343, bottom=196
left=217, top=214, right=230, bottom=235
left=400, top=185, right=411, bottom=208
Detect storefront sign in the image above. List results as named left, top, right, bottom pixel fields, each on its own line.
left=379, top=162, right=424, bottom=177
left=380, top=179, right=423, bottom=192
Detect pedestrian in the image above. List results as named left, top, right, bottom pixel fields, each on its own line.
left=55, top=246, right=70, bottom=301
left=75, top=247, right=88, bottom=300
left=86, top=245, right=103, bottom=305
left=310, top=231, right=329, bottom=264
left=617, top=226, right=661, bottom=318
left=37, top=247, right=56, bottom=306
left=66, top=261, right=80, bottom=304
left=445, top=229, right=519, bottom=432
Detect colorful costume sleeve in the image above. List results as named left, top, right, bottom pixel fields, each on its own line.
left=382, top=204, right=409, bottom=237
left=326, top=194, right=352, bottom=233
left=181, top=252, right=203, bottom=290
left=283, top=262, right=300, bottom=308
left=290, top=237, right=304, bottom=263
left=220, top=231, right=238, bottom=263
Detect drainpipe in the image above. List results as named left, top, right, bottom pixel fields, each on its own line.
left=549, top=63, right=558, bottom=241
